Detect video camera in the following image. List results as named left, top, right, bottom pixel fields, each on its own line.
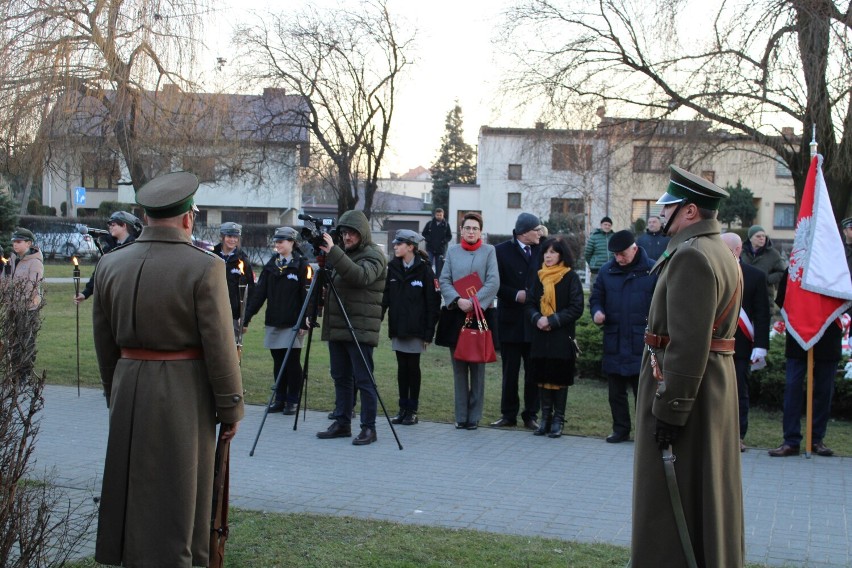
left=298, top=213, right=336, bottom=253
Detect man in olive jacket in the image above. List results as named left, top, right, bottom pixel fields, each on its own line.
left=316, top=210, right=388, bottom=445
left=631, top=166, right=744, bottom=567
left=93, top=172, right=244, bottom=568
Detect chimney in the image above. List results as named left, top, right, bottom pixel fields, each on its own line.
left=596, top=106, right=606, bottom=118
left=161, top=84, right=179, bottom=95
left=534, top=122, right=545, bottom=130
left=264, top=87, right=286, bottom=99
left=781, top=126, right=794, bottom=137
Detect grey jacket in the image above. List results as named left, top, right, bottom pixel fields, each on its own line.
left=439, top=242, right=500, bottom=308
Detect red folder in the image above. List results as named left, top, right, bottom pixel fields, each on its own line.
left=453, top=272, right=483, bottom=299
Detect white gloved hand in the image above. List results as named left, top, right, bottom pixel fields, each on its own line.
left=750, top=347, right=768, bottom=363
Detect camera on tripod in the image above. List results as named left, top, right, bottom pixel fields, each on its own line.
left=298, top=213, right=336, bottom=253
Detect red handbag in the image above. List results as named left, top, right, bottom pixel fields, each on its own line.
left=453, top=296, right=497, bottom=364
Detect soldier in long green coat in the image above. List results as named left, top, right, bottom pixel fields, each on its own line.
left=631, top=166, right=745, bottom=567
left=93, top=172, right=244, bottom=568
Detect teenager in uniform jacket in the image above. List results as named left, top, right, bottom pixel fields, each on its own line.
left=382, top=229, right=441, bottom=425
left=244, top=227, right=310, bottom=415
left=213, top=222, right=256, bottom=337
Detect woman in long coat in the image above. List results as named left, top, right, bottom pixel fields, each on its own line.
left=245, top=227, right=309, bottom=415
left=437, top=212, right=499, bottom=429
left=382, top=229, right=441, bottom=425
left=524, top=237, right=584, bottom=437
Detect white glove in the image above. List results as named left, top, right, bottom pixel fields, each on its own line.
left=750, top=347, right=767, bottom=363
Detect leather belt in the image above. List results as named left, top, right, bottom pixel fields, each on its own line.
left=120, top=347, right=204, bottom=361
left=644, top=331, right=734, bottom=353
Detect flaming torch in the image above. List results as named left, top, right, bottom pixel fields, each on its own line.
left=236, top=260, right=249, bottom=364
left=1, top=256, right=9, bottom=277
left=72, top=257, right=81, bottom=396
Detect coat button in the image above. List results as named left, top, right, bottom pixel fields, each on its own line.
left=673, top=401, right=679, bottom=407
left=232, top=395, right=242, bottom=402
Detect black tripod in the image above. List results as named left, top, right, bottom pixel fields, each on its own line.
left=249, top=256, right=402, bottom=455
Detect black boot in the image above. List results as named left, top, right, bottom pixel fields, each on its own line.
left=549, top=387, right=568, bottom=438
left=391, top=398, right=406, bottom=424
left=534, top=387, right=552, bottom=436
left=402, top=399, right=419, bottom=425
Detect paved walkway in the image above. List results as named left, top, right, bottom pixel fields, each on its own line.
left=33, top=385, right=851, bottom=566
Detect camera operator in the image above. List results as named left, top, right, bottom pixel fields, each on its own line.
left=74, top=211, right=142, bottom=304
left=315, top=210, right=387, bottom=446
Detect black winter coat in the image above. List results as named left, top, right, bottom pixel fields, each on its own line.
left=524, top=269, right=584, bottom=361
left=495, top=238, right=540, bottom=342
left=244, top=252, right=309, bottom=329
left=382, top=254, right=441, bottom=342
left=734, top=262, right=770, bottom=360
left=213, top=243, right=256, bottom=320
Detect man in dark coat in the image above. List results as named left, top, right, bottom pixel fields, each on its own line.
left=93, top=172, right=244, bottom=568
left=631, top=166, right=744, bottom=567
left=316, top=210, right=387, bottom=446
left=421, top=207, right=453, bottom=277
left=635, top=215, right=669, bottom=261
left=212, top=221, right=256, bottom=338
left=721, top=232, right=770, bottom=452
left=589, top=230, right=656, bottom=443
left=491, top=212, right=542, bottom=430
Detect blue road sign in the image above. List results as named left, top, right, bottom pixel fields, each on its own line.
left=75, top=187, right=86, bottom=206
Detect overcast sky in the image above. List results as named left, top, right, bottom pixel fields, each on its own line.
left=212, top=0, right=516, bottom=175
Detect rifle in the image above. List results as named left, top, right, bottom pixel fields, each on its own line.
left=208, top=429, right=231, bottom=568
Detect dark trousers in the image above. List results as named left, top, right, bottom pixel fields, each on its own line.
left=428, top=250, right=445, bottom=279
left=395, top=351, right=421, bottom=410
left=499, top=342, right=538, bottom=421
left=608, top=373, right=638, bottom=436
left=329, top=340, right=377, bottom=428
left=783, top=357, right=837, bottom=447
left=734, top=358, right=750, bottom=439
left=271, top=348, right=303, bottom=404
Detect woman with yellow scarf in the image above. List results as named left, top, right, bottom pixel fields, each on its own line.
left=525, top=238, right=584, bottom=437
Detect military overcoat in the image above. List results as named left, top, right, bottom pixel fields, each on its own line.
left=92, top=225, right=244, bottom=568
left=631, top=218, right=745, bottom=567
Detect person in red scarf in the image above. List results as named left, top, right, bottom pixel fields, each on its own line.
left=524, top=238, right=584, bottom=437
left=436, top=212, right=500, bottom=429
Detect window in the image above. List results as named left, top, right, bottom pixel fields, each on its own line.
left=508, top=164, right=523, bottom=180
left=632, top=200, right=663, bottom=221
left=182, top=156, right=217, bottom=183
left=222, top=210, right=268, bottom=225
left=633, top=146, right=674, bottom=172
left=550, top=198, right=584, bottom=216
left=773, top=204, right=796, bottom=230
left=81, top=152, right=119, bottom=190
left=552, top=144, right=592, bottom=171
left=775, top=159, right=792, bottom=178
left=421, top=192, right=432, bottom=204
left=507, top=193, right=521, bottom=209
left=701, top=171, right=715, bottom=183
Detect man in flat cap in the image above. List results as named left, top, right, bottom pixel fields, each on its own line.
left=75, top=210, right=143, bottom=304
left=92, top=171, right=244, bottom=567
left=316, top=209, right=387, bottom=446
left=213, top=221, right=256, bottom=339
left=584, top=216, right=614, bottom=286
left=589, top=229, right=656, bottom=443
left=631, top=166, right=744, bottom=567
left=492, top=212, right=543, bottom=429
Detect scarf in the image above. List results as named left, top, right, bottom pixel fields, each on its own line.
left=537, top=262, right=570, bottom=316
left=461, top=239, right=482, bottom=251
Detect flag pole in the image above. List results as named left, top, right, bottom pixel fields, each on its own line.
left=804, top=126, right=818, bottom=459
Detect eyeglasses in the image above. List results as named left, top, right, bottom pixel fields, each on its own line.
left=461, top=226, right=481, bottom=232
left=339, top=229, right=356, bottom=237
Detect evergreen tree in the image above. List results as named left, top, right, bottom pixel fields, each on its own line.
left=718, top=180, right=758, bottom=229
left=430, top=105, right=476, bottom=211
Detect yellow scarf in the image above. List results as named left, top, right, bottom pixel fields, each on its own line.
left=537, top=262, right=570, bottom=316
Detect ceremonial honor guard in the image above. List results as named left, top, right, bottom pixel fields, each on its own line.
left=631, top=166, right=744, bottom=567
left=92, top=172, right=244, bottom=567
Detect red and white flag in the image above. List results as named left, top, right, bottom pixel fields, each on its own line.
left=782, top=154, right=852, bottom=350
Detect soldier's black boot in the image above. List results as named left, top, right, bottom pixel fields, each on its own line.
left=549, top=387, right=568, bottom=438
left=534, top=387, right=552, bottom=436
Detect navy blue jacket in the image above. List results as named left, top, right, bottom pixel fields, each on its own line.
left=495, top=238, right=540, bottom=342
left=735, top=261, right=770, bottom=360
left=636, top=230, right=670, bottom=262
left=244, top=251, right=309, bottom=328
left=382, top=253, right=441, bottom=342
left=213, top=243, right=256, bottom=320
left=589, top=247, right=657, bottom=375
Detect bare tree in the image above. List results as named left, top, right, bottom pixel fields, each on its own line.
left=500, top=0, right=852, bottom=219
left=0, top=282, right=96, bottom=567
left=0, top=0, right=211, bottom=201
left=236, top=0, right=414, bottom=218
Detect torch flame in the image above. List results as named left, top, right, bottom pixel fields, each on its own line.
left=306, top=264, right=313, bottom=280
left=238, top=260, right=244, bottom=275
left=1, top=256, right=7, bottom=265
left=72, top=256, right=79, bottom=267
